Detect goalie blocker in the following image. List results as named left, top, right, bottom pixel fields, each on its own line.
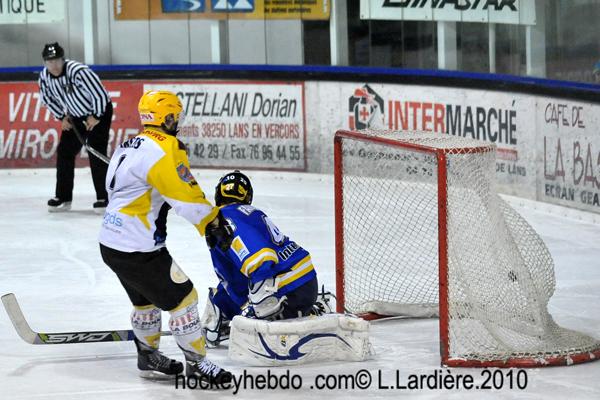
left=228, top=313, right=372, bottom=366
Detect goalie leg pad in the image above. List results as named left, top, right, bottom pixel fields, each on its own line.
left=168, top=288, right=206, bottom=357
left=131, top=305, right=162, bottom=349
left=200, top=287, right=232, bottom=347
left=228, top=313, right=373, bottom=366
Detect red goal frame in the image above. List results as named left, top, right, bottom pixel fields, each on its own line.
left=333, top=130, right=600, bottom=368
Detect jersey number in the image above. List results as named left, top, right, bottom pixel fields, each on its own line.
left=263, top=215, right=285, bottom=245
left=108, top=154, right=127, bottom=190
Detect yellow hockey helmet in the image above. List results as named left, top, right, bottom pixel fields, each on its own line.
left=138, top=90, right=184, bottom=129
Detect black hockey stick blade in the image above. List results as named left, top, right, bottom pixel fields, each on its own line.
left=68, top=117, right=111, bottom=165
left=1, top=293, right=171, bottom=345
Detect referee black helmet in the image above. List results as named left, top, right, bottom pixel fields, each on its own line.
left=42, top=42, right=64, bottom=60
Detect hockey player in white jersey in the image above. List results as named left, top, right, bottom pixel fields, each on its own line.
left=98, top=90, right=232, bottom=384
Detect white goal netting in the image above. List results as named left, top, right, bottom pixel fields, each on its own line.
left=335, top=130, right=600, bottom=367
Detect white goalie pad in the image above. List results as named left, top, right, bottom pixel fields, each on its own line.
left=228, top=313, right=373, bottom=366
left=199, top=291, right=230, bottom=347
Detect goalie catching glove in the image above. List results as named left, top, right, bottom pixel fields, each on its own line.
left=205, top=211, right=234, bottom=252
left=246, top=277, right=288, bottom=320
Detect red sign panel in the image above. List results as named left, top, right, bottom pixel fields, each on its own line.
left=0, top=81, right=143, bottom=168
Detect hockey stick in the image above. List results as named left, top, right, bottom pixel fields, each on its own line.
left=1, top=293, right=171, bottom=345
left=68, top=117, right=111, bottom=165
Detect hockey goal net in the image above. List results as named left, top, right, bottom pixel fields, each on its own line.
left=334, top=129, right=600, bottom=367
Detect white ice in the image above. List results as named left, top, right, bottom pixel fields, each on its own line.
left=0, top=168, right=599, bottom=400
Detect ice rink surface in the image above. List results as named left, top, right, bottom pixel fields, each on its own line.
left=0, top=168, right=599, bottom=399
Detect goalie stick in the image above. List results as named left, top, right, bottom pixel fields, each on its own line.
left=69, top=117, right=111, bottom=165
left=1, top=293, right=171, bottom=345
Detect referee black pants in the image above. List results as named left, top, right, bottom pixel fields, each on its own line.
left=55, top=103, right=112, bottom=202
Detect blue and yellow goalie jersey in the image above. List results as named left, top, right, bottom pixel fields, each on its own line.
left=209, top=203, right=316, bottom=307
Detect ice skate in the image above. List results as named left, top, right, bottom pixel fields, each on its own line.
left=92, top=199, right=108, bottom=214
left=136, top=339, right=183, bottom=379
left=185, top=357, right=233, bottom=387
left=47, top=197, right=71, bottom=212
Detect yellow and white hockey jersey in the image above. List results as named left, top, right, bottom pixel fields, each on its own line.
left=98, top=127, right=218, bottom=252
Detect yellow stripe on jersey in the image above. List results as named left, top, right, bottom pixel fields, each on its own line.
left=194, top=207, right=220, bottom=236
left=278, top=255, right=314, bottom=288
left=147, top=155, right=210, bottom=205
left=119, top=189, right=152, bottom=230
left=144, top=128, right=216, bottom=236
left=241, top=248, right=279, bottom=277
left=140, top=128, right=173, bottom=153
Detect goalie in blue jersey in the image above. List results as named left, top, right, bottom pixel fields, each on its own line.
left=201, top=170, right=321, bottom=346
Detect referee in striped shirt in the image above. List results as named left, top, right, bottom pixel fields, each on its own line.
left=38, top=42, right=113, bottom=213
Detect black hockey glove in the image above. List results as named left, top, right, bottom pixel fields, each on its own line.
left=205, top=211, right=234, bottom=252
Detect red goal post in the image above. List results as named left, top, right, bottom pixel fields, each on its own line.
left=334, top=129, right=600, bottom=368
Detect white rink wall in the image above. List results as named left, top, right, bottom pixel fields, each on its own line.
left=1, top=79, right=600, bottom=214
left=303, top=81, right=600, bottom=214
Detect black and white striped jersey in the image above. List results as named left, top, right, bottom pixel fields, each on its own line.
left=38, top=59, right=111, bottom=120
